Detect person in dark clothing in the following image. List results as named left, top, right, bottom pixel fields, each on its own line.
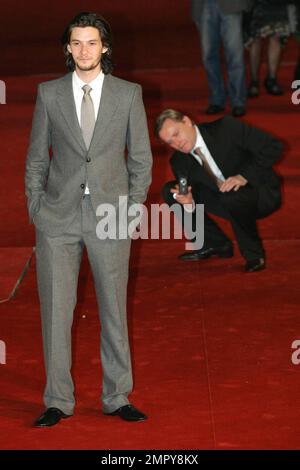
left=155, top=109, right=283, bottom=273
left=244, top=0, right=295, bottom=97
left=191, top=0, right=253, bottom=117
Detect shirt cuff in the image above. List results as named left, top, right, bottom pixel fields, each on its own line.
left=183, top=200, right=195, bottom=212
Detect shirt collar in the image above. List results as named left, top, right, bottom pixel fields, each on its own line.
left=191, top=126, right=206, bottom=155
left=73, top=70, right=104, bottom=91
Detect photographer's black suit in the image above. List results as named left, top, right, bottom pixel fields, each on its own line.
left=162, top=116, right=283, bottom=261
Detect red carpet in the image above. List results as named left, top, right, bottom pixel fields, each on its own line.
left=1, top=62, right=300, bottom=449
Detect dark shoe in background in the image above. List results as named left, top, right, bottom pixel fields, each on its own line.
left=232, top=106, right=246, bottom=117
left=248, top=81, right=259, bottom=98
left=205, top=104, right=225, bottom=115
left=264, top=77, right=283, bottom=96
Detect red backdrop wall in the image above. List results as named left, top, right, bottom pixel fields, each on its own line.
left=2, top=0, right=200, bottom=75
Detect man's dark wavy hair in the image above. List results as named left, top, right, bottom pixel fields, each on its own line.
left=61, top=12, right=113, bottom=74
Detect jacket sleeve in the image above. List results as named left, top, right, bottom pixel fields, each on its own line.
left=225, top=115, right=284, bottom=185
left=25, top=84, right=51, bottom=222
left=126, top=84, right=152, bottom=206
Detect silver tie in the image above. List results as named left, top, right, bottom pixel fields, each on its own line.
left=81, top=84, right=95, bottom=150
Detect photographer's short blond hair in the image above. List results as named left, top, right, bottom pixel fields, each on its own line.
left=154, top=109, right=185, bottom=138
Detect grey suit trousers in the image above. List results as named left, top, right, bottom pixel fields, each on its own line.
left=35, top=195, right=132, bottom=415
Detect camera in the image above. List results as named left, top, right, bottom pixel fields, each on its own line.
left=178, top=176, right=188, bottom=195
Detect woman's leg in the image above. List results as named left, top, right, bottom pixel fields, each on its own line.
left=248, top=38, right=262, bottom=97
left=264, top=35, right=284, bottom=95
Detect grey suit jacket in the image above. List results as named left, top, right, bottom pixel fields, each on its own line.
left=191, top=0, right=253, bottom=18
left=25, top=73, right=152, bottom=236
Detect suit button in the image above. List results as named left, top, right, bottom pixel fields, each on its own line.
left=86, top=157, right=91, bottom=163
left=80, top=184, right=85, bottom=189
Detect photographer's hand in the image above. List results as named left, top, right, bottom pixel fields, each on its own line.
left=171, top=185, right=193, bottom=205
left=219, top=174, right=247, bottom=192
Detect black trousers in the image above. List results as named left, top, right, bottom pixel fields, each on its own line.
left=162, top=181, right=264, bottom=261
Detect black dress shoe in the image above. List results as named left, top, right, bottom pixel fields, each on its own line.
left=105, top=404, right=147, bottom=422
left=179, top=244, right=233, bottom=261
left=34, top=407, right=72, bottom=428
left=245, top=258, right=265, bottom=273
left=232, top=106, right=246, bottom=117
left=205, top=104, right=225, bottom=115
left=264, top=77, right=283, bottom=96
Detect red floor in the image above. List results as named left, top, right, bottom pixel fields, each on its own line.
left=0, top=64, right=300, bottom=449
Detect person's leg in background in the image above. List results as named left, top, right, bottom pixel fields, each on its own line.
left=195, top=0, right=227, bottom=114
left=221, top=10, right=247, bottom=116
left=264, top=35, right=284, bottom=95
left=248, top=37, right=262, bottom=98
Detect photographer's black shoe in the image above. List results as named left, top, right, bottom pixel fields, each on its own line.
left=245, top=258, right=265, bottom=273
left=179, top=244, right=233, bottom=261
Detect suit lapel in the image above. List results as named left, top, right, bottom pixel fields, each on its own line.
left=56, top=73, right=86, bottom=153
left=56, top=73, right=120, bottom=155
left=199, top=122, right=229, bottom=171
left=88, top=74, right=120, bottom=155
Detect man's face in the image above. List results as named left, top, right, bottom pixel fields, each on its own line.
left=67, top=26, right=108, bottom=72
left=158, top=116, right=197, bottom=153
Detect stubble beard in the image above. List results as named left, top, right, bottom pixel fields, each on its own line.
left=75, top=58, right=101, bottom=72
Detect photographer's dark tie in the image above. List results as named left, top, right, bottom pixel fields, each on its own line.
left=194, top=147, right=222, bottom=188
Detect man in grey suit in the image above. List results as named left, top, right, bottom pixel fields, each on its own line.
left=191, top=0, right=253, bottom=116
left=25, top=12, right=152, bottom=427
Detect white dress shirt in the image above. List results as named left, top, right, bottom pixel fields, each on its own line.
left=178, top=126, right=225, bottom=212
left=72, top=71, right=105, bottom=194
left=191, top=126, right=225, bottom=183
